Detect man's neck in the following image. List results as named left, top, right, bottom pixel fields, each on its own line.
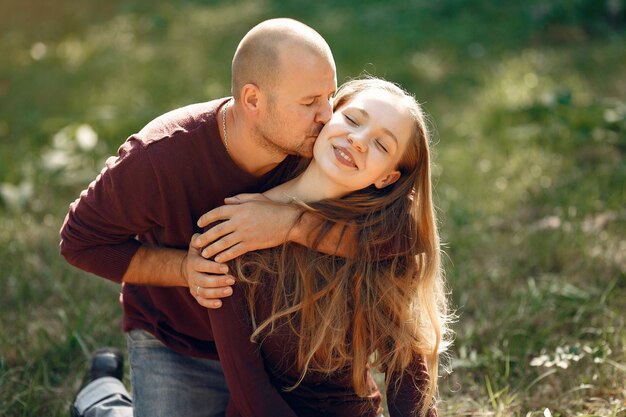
left=223, top=103, right=287, bottom=177
left=229, top=141, right=287, bottom=177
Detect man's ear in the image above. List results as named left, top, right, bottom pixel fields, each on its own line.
left=374, top=170, right=401, bottom=189
left=241, top=83, right=261, bottom=114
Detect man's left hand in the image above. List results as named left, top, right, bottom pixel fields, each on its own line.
left=195, top=193, right=302, bottom=262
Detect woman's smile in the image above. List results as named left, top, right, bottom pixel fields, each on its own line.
left=333, top=145, right=357, bottom=168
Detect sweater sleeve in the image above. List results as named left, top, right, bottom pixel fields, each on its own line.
left=59, top=138, right=162, bottom=282
left=207, top=285, right=298, bottom=417
left=387, top=355, right=437, bottom=417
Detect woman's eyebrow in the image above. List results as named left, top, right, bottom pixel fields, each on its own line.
left=354, top=108, right=398, bottom=144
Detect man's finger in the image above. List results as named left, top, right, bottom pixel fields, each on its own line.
left=214, top=243, right=246, bottom=263
left=197, top=273, right=235, bottom=288
left=189, top=233, right=204, bottom=250
left=224, top=193, right=269, bottom=204
left=194, top=221, right=235, bottom=248
left=197, top=205, right=234, bottom=228
left=196, top=298, right=223, bottom=309
left=190, top=257, right=229, bottom=275
left=196, top=285, right=233, bottom=300
left=202, top=233, right=241, bottom=259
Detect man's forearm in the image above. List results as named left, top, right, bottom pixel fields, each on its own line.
left=289, top=211, right=356, bottom=258
left=122, top=246, right=188, bottom=286
left=122, top=241, right=236, bottom=308
left=196, top=196, right=358, bottom=262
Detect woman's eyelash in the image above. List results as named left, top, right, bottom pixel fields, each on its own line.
left=376, top=139, right=388, bottom=152
left=345, top=114, right=358, bottom=125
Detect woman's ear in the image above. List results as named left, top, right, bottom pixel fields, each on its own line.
left=375, top=170, right=401, bottom=189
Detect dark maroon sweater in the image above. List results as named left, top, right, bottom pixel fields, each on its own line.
left=60, top=98, right=435, bottom=417
left=61, top=98, right=295, bottom=354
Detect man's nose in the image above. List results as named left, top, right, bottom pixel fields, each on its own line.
left=315, top=98, right=333, bottom=124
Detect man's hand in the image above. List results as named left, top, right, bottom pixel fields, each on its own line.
left=185, top=234, right=236, bottom=309
left=195, top=193, right=302, bottom=263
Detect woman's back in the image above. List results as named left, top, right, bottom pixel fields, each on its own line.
left=209, top=247, right=435, bottom=417
left=252, top=275, right=385, bottom=417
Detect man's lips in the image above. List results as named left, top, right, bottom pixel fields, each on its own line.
left=333, top=146, right=356, bottom=168
left=309, top=124, right=324, bottom=137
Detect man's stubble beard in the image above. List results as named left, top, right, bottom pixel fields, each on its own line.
left=255, top=113, right=321, bottom=159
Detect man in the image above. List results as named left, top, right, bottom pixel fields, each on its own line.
left=62, top=18, right=338, bottom=417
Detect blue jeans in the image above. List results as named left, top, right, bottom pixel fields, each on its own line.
left=127, top=329, right=230, bottom=417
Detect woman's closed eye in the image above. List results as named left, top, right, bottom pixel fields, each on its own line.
left=344, top=114, right=359, bottom=126
left=375, top=139, right=388, bottom=153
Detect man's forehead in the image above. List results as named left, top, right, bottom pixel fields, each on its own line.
left=291, top=74, right=336, bottom=99
left=300, top=87, right=335, bottom=100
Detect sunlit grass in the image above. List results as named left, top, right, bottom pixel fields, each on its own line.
left=1, top=0, right=624, bottom=416
left=434, top=39, right=625, bottom=417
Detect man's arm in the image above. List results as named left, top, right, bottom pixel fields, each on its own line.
left=288, top=205, right=357, bottom=258
left=122, top=243, right=235, bottom=308
left=59, top=138, right=235, bottom=307
left=195, top=193, right=356, bottom=263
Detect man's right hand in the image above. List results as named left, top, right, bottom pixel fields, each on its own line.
left=121, top=238, right=235, bottom=308
left=184, top=234, right=236, bottom=309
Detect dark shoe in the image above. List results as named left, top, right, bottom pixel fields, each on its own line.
left=71, top=348, right=124, bottom=416
left=88, top=348, right=124, bottom=382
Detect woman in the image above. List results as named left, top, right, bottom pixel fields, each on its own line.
left=207, top=77, right=450, bottom=417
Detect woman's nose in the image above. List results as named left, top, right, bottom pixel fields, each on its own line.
left=348, top=134, right=367, bottom=152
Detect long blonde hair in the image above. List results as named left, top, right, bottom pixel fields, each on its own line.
left=235, top=78, right=450, bottom=416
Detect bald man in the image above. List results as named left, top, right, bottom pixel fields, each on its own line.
left=63, top=18, right=338, bottom=417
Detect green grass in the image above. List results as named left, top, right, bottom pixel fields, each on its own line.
left=1, top=1, right=624, bottom=416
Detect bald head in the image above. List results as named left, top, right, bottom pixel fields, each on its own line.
left=231, top=18, right=335, bottom=99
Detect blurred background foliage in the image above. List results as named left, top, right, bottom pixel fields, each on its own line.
left=0, top=0, right=624, bottom=416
